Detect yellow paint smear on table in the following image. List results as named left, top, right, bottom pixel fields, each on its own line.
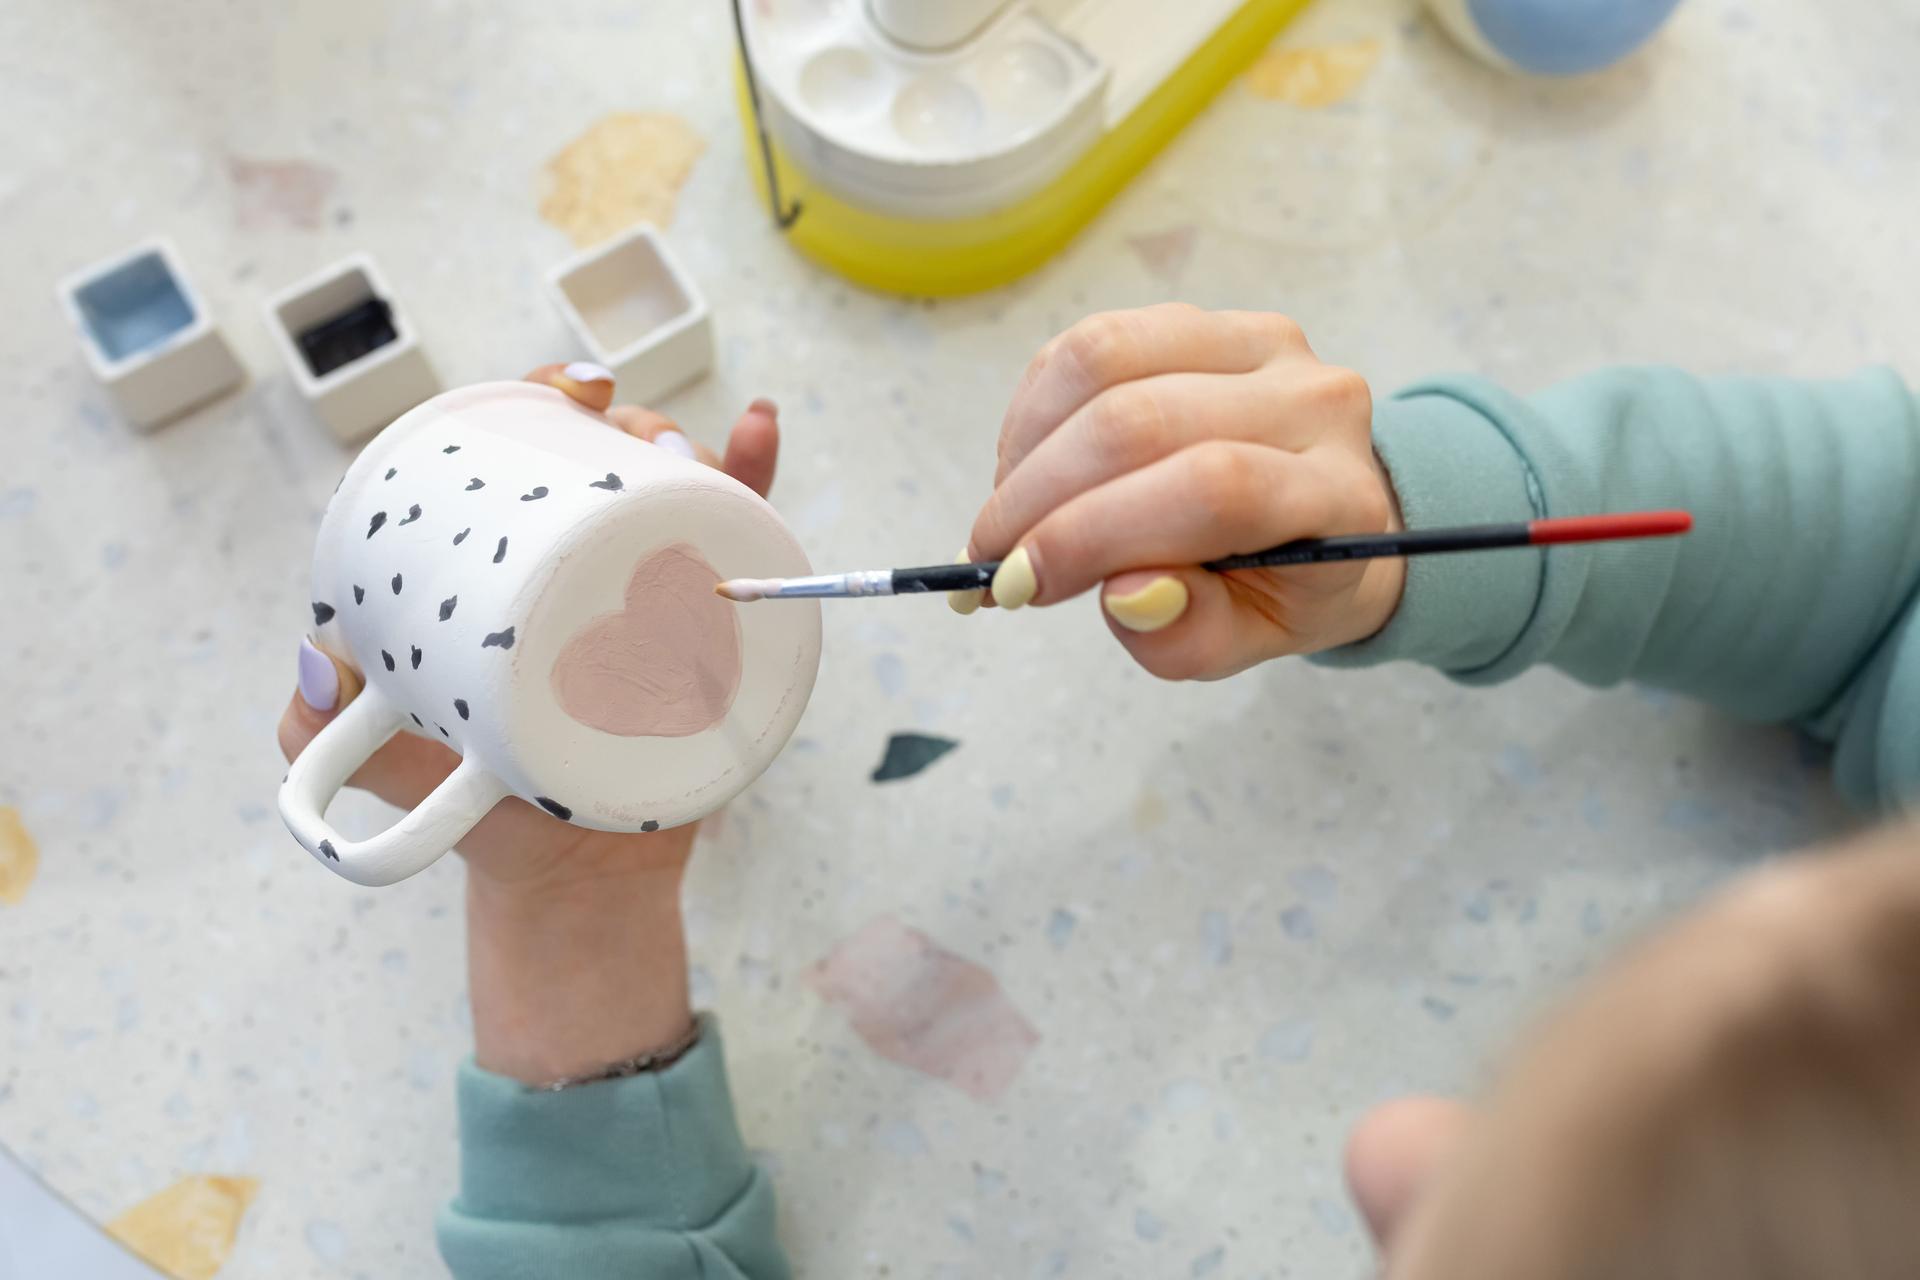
left=0, top=805, right=38, bottom=905
left=1244, top=39, right=1382, bottom=108
left=540, top=112, right=706, bottom=248
left=107, top=1176, right=259, bottom=1280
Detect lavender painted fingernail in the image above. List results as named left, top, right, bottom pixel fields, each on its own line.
left=654, top=430, right=697, bottom=459
left=298, top=638, right=339, bottom=712
left=562, top=361, right=614, bottom=384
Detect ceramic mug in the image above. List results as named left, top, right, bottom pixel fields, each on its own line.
left=279, top=381, right=822, bottom=886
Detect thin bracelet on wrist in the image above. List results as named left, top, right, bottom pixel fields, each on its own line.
left=537, top=1019, right=703, bottom=1091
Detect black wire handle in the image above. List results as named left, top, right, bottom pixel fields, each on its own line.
left=729, top=0, right=803, bottom=231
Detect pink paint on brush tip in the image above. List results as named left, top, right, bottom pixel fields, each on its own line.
left=807, top=915, right=1040, bottom=1102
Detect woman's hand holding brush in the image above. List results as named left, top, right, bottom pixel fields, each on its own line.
left=959, top=304, right=1405, bottom=681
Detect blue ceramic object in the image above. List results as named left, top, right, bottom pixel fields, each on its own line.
left=1427, top=0, right=1684, bottom=75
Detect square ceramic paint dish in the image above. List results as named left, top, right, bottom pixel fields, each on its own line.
left=57, top=239, right=244, bottom=430
left=546, top=224, right=713, bottom=405
left=264, top=253, right=439, bottom=443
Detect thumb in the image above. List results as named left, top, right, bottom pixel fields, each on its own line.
left=1099, top=567, right=1241, bottom=682
left=279, top=637, right=363, bottom=762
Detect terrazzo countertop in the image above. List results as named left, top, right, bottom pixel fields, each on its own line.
left=3, top=0, right=1915, bottom=1275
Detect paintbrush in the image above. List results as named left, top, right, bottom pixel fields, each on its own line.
left=713, top=510, right=1693, bottom=602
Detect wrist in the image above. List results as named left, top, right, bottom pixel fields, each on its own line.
left=466, top=853, right=694, bottom=1084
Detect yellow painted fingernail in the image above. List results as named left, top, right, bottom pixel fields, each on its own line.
left=991, top=545, right=1038, bottom=611
left=948, top=548, right=983, bottom=615
left=1104, top=577, right=1189, bottom=633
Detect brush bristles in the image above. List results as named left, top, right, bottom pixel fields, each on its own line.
left=713, top=579, right=769, bottom=602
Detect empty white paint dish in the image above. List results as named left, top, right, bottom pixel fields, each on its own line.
left=58, top=239, right=245, bottom=431
left=546, top=224, right=714, bottom=406
left=281, top=381, right=821, bottom=887
left=264, top=253, right=440, bottom=443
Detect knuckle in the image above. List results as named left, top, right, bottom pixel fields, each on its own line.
left=1085, top=384, right=1168, bottom=468
left=1318, top=365, right=1373, bottom=423
left=1258, top=312, right=1306, bottom=351
left=1184, top=444, right=1261, bottom=521
left=1058, top=312, right=1137, bottom=388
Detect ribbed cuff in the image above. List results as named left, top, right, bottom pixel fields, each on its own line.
left=1312, top=383, right=1545, bottom=675
left=452, top=1013, right=752, bottom=1227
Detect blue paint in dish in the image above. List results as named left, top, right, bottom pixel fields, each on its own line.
left=73, top=251, right=196, bottom=362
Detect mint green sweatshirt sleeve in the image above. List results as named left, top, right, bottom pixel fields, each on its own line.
left=437, top=1015, right=789, bottom=1280
left=1316, top=367, right=1920, bottom=811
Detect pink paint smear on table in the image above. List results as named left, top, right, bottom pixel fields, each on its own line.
left=807, top=916, right=1040, bottom=1102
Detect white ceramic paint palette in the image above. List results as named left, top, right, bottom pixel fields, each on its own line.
left=545, top=224, right=714, bottom=405
left=57, top=239, right=245, bottom=430
left=746, top=0, right=1297, bottom=220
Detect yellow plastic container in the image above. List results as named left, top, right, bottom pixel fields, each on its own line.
left=735, top=0, right=1312, bottom=297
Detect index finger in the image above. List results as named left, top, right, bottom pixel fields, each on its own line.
left=994, top=307, right=1301, bottom=487
left=524, top=361, right=616, bottom=413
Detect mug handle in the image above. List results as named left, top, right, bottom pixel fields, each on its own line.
left=277, top=686, right=508, bottom=887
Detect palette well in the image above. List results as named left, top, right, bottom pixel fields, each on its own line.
left=546, top=223, right=713, bottom=406
left=57, top=239, right=244, bottom=431
left=263, top=253, right=439, bottom=443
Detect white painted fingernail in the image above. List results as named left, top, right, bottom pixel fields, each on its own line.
left=562, top=361, right=614, bottom=384
left=948, top=547, right=983, bottom=615
left=655, top=430, right=697, bottom=459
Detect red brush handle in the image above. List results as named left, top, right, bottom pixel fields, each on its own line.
left=1528, top=510, right=1693, bottom=546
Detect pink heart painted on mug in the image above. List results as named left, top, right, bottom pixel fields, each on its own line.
left=551, top=544, right=743, bottom=738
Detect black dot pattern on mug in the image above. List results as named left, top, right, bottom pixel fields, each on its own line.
left=536, top=797, right=572, bottom=821
left=346, top=438, right=638, bottom=754
left=312, top=601, right=335, bottom=626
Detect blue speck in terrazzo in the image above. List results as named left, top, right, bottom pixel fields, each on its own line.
left=380, top=948, right=408, bottom=974
left=1163, top=1078, right=1211, bottom=1115
left=1200, top=909, right=1233, bottom=966
left=874, top=1118, right=929, bottom=1157
left=973, top=1166, right=1006, bottom=1197
left=947, top=1216, right=975, bottom=1243
left=1311, top=1196, right=1355, bottom=1235
left=1186, top=789, right=1215, bottom=823
left=234, top=803, right=271, bottom=824
left=1134, top=1207, right=1165, bottom=1242
left=1581, top=787, right=1611, bottom=830
left=1462, top=889, right=1493, bottom=923
left=1663, top=797, right=1725, bottom=830
left=1287, top=864, right=1338, bottom=905
left=1421, top=996, right=1457, bottom=1021
left=871, top=652, right=906, bottom=697
left=69, top=1093, right=99, bottom=1120
left=1495, top=744, right=1542, bottom=786
left=305, top=1218, right=349, bottom=1265
left=1582, top=900, right=1606, bottom=937
left=1044, top=908, right=1077, bottom=952
left=689, top=964, right=717, bottom=1007
left=100, top=542, right=128, bottom=569
left=0, top=488, right=36, bottom=518
left=163, top=1092, right=191, bottom=1121
left=989, top=784, right=1014, bottom=810
left=1258, top=1019, right=1313, bottom=1063
left=115, top=995, right=140, bottom=1032
left=1279, top=905, right=1317, bottom=940
left=409, top=1048, right=439, bottom=1092
left=1191, top=1245, right=1226, bottom=1275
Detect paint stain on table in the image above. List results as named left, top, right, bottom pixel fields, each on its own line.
left=0, top=805, right=38, bottom=905
left=871, top=732, right=958, bottom=782
left=228, top=157, right=337, bottom=230
left=807, top=915, right=1039, bottom=1101
left=539, top=112, right=706, bottom=248
left=107, top=1175, right=259, bottom=1280
left=1244, top=39, right=1382, bottom=108
left=1126, top=224, right=1198, bottom=283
